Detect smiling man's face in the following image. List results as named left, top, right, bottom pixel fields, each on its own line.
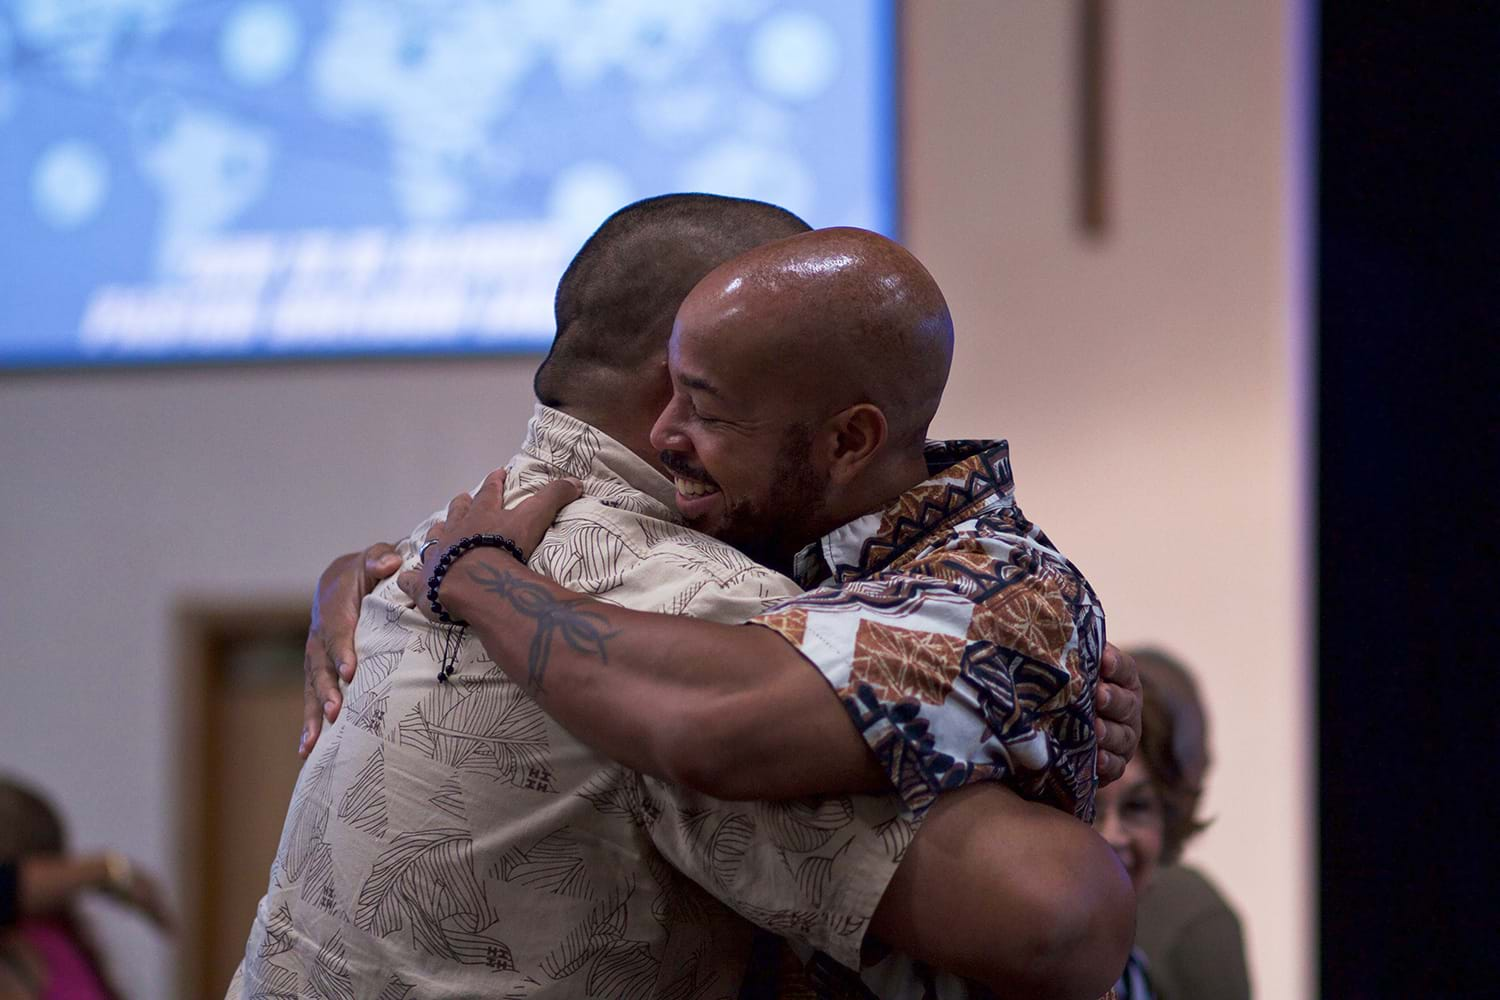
left=648, top=302, right=831, bottom=573
left=647, top=225, right=954, bottom=574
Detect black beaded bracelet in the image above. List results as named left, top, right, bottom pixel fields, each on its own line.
left=425, top=533, right=525, bottom=625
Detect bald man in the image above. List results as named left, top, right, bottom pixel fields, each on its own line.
left=281, top=203, right=1136, bottom=999
left=401, top=227, right=1133, bottom=997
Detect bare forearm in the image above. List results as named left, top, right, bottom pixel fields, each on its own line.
left=17, top=855, right=108, bottom=916
left=440, top=549, right=883, bottom=798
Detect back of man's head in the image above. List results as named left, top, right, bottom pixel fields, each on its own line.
left=533, top=194, right=811, bottom=408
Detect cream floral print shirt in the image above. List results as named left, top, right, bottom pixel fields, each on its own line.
left=228, top=405, right=910, bottom=1000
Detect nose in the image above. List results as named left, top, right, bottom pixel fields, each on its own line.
left=650, top=392, right=688, bottom=455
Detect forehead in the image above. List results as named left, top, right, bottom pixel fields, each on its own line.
left=668, top=296, right=790, bottom=403
left=1120, top=755, right=1153, bottom=786
left=1097, top=756, right=1154, bottom=803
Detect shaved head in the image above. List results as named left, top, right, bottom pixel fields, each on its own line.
left=651, top=228, right=956, bottom=570
left=676, top=226, right=954, bottom=447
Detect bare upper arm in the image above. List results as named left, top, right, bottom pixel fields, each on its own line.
left=868, top=784, right=1135, bottom=999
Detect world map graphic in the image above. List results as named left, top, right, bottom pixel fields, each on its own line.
left=0, top=0, right=893, bottom=365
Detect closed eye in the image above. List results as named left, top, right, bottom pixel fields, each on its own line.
left=687, top=397, right=726, bottom=425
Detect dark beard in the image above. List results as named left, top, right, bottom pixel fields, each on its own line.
left=714, top=423, right=826, bottom=575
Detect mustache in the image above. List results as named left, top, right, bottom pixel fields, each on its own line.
left=659, top=450, right=714, bottom=483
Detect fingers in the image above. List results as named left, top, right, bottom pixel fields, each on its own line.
left=321, top=609, right=361, bottom=687
left=300, top=630, right=339, bottom=757
left=1097, top=748, right=1125, bottom=787
left=311, top=551, right=368, bottom=685
left=397, top=568, right=423, bottom=606
left=504, top=478, right=582, bottom=557
left=1096, top=715, right=1127, bottom=786
left=299, top=675, right=324, bottom=759
left=1102, top=642, right=1140, bottom=691
left=1094, top=678, right=1137, bottom=726
left=363, top=541, right=401, bottom=581
left=476, top=466, right=508, bottom=500
left=397, top=568, right=443, bottom=624
left=445, top=490, right=473, bottom=525
left=1100, top=642, right=1142, bottom=747
left=1097, top=712, right=1134, bottom=759
left=418, top=520, right=448, bottom=582
left=529, top=477, right=584, bottom=522
left=306, top=631, right=343, bottom=726
left=1094, top=678, right=1140, bottom=789
left=1094, top=643, right=1142, bottom=789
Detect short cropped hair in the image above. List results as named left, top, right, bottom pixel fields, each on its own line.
left=534, top=193, right=810, bottom=406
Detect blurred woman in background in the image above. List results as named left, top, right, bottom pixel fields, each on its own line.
left=1093, top=648, right=1252, bottom=1000
left=0, top=777, right=172, bottom=1000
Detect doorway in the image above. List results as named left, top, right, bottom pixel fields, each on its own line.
left=175, top=603, right=308, bottom=999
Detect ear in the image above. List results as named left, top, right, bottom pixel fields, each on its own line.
left=638, top=356, right=673, bottom=417
left=824, top=403, right=888, bottom=486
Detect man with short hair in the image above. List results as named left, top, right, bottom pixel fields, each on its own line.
left=393, top=225, right=1135, bottom=997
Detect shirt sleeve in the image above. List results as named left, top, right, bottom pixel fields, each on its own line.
left=638, top=777, right=912, bottom=971
left=642, top=565, right=903, bottom=971
left=676, top=571, right=803, bottom=629
left=752, top=532, right=1104, bottom=820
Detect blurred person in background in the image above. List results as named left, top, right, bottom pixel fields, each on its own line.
left=0, top=777, right=173, bottom=1000
left=1092, top=648, right=1252, bottom=1000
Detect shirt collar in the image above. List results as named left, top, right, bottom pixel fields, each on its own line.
left=793, top=439, right=1016, bottom=588
left=518, top=403, right=681, bottom=520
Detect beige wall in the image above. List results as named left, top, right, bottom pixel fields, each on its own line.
left=905, top=3, right=1309, bottom=999
left=0, top=1, right=1308, bottom=996
left=0, top=360, right=543, bottom=995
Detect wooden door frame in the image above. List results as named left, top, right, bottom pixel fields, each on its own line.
left=172, top=600, right=308, bottom=1000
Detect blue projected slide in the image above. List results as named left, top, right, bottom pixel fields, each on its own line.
left=0, top=0, right=894, bottom=367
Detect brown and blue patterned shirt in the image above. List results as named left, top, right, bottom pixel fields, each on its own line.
left=756, top=438, right=1105, bottom=823
left=753, top=440, right=1107, bottom=999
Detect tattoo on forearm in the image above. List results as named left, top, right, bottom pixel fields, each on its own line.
left=467, top=563, right=618, bottom=692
